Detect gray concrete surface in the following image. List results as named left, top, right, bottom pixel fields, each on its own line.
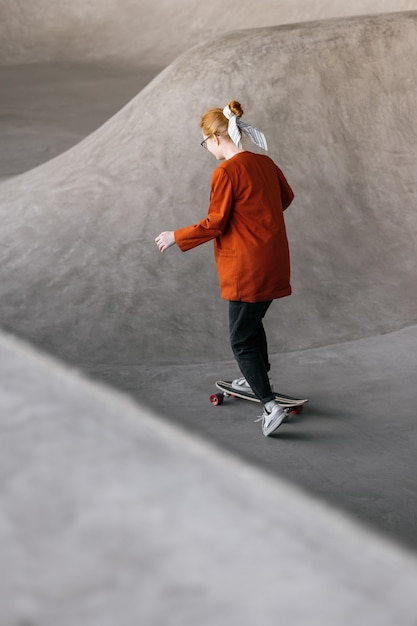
left=0, top=12, right=416, bottom=367
left=1, top=330, right=417, bottom=626
left=1, top=4, right=417, bottom=622
left=1, top=0, right=417, bottom=67
left=2, top=1, right=416, bottom=179
left=0, top=63, right=158, bottom=180
left=101, top=323, right=417, bottom=551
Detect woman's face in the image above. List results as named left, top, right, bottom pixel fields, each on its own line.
left=202, top=133, right=224, bottom=160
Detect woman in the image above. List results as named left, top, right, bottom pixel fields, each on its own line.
left=155, top=100, right=294, bottom=436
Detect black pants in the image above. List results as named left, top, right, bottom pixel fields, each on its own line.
left=229, top=300, right=275, bottom=405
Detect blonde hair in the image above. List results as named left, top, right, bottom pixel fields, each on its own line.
left=200, top=100, right=244, bottom=139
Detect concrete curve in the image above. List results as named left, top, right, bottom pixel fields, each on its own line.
left=4, top=3, right=417, bottom=182
left=2, top=328, right=417, bottom=624
left=0, top=12, right=416, bottom=368
left=1, top=0, right=417, bottom=68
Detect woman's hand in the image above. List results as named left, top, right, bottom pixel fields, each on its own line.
left=155, top=231, right=176, bottom=253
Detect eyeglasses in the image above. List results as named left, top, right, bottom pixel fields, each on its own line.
left=200, top=136, right=210, bottom=149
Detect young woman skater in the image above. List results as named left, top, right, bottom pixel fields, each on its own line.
left=155, top=100, right=294, bottom=436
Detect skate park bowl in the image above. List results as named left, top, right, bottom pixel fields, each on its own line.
left=1, top=3, right=417, bottom=624
left=0, top=11, right=416, bottom=366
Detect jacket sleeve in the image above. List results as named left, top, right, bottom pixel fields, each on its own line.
left=276, top=166, right=294, bottom=211
left=175, top=167, right=233, bottom=252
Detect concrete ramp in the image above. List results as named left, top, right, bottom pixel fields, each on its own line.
left=1, top=329, right=417, bottom=625
left=1, top=1, right=416, bottom=67
left=0, top=12, right=416, bottom=367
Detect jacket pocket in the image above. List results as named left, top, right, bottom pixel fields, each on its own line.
left=216, top=247, right=236, bottom=257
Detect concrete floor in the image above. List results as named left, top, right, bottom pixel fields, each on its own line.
left=93, top=325, right=417, bottom=552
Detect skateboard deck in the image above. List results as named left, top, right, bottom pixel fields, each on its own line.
left=210, top=380, right=308, bottom=414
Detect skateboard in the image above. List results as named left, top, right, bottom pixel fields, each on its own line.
left=210, top=380, right=308, bottom=415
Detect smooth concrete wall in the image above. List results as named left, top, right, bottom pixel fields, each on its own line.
left=1, top=0, right=417, bottom=67
left=0, top=12, right=416, bottom=366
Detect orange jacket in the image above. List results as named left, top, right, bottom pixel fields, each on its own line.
left=175, top=151, right=294, bottom=302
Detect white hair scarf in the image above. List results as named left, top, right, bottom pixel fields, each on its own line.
left=222, top=104, right=268, bottom=151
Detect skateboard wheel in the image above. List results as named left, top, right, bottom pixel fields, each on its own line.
left=288, top=405, right=303, bottom=415
left=210, top=393, right=223, bottom=406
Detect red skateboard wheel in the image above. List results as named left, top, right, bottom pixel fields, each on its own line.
left=210, top=393, right=223, bottom=406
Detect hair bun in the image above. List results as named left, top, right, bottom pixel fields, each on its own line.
left=228, top=100, right=244, bottom=117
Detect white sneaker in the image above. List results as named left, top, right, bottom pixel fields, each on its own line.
left=231, top=376, right=275, bottom=393
left=231, top=377, right=252, bottom=391
left=260, top=402, right=288, bottom=437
